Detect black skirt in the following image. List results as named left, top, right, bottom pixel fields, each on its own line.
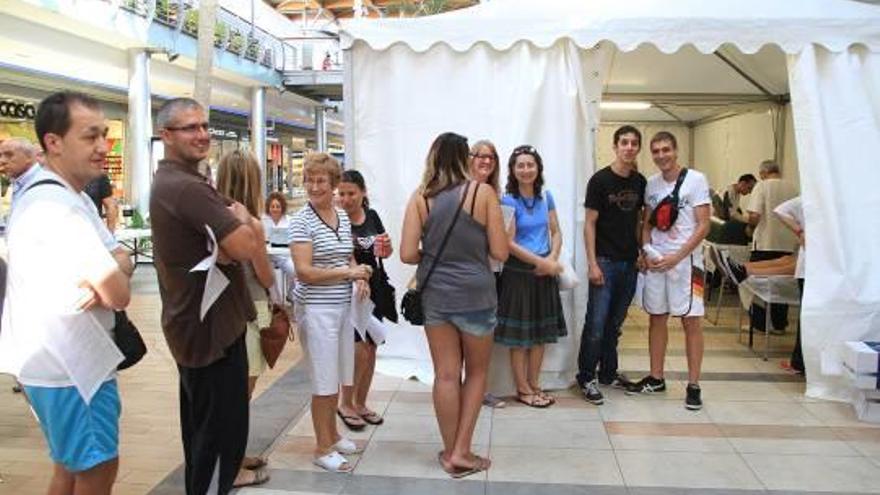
left=494, top=256, right=567, bottom=347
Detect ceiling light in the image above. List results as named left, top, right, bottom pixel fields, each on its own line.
left=600, top=101, right=652, bottom=110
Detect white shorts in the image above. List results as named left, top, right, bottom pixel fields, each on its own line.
left=642, top=254, right=705, bottom=317
left=295, top=303, right=354, bottom=396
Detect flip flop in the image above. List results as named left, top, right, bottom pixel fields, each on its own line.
left=516, top=392, right=551, bottom=409
left=437, top=451, right=480, bottom=479
left=332, top=437, right=363, bottom=455
left=359, top=410, right=384, bottom=425
left=232, top=467, right=270, bottom=488
left=241, top=455, right=268, bottom=470
left=313, top=451, right=353, bottom=473
left=337, top=410, right=366, bottom=431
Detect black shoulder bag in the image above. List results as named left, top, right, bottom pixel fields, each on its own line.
left=649, top=168, right=688, bottom=232
left=401, top=182, right=470, bottom=325
left=23, top=179, right=146, bottom=370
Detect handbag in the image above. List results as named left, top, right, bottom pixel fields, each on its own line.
left=114, top=310, right=147, bottom=370
left=260, top=303, right=293, bottom=368
left=371, top=259, right=398, bottom=323
left=557, top=258, right=579, bottom=290
left=401, top=182, right=470, bottom=325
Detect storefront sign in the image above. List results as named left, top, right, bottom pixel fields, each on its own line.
left=0, top=100, right=36, bottom=120
left=209, top=127, right=239, bottom=139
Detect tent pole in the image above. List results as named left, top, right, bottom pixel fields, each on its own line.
left=775, top=103, right=787, bottom=168
left=714, top=50, right=775, bottom=98
left=688, top=123, right=696, bottom=167
left=343, top=48, right=355, bottom=168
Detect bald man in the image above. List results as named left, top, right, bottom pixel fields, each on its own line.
left=0, top=137, right=41, bottom=209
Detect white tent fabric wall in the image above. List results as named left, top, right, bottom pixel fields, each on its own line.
left=787, top=45, right=880, bottom=401
left=348, top=39, right=609, bottom=388
left=342, top=0, right=880, bottom=405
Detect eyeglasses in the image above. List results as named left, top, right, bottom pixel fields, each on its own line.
left=470, top=153, right=495, bottom=161
left=164, top=122, right=209, bottom=133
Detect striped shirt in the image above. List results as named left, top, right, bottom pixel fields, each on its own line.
left=289, top=204, right=353, bottom=305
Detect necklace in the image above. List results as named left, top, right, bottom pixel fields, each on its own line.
left=520, top=195, right=537, bottom=211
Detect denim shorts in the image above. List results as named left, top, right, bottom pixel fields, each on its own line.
left=424, top=308, right=497, bottom=337
left=25, top=379, right=120, bottom=472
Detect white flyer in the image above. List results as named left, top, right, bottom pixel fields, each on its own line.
left=349, top=284, right=376, bottom=341
left=190, top=225, right=229, bottom=321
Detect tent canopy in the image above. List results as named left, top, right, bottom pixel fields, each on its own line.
left=341, top=0, right=880, bottom=55
left=339, top=0, right=880, bottom=401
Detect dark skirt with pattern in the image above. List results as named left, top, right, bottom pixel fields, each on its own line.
left=494, top=256, right=568, bottom=347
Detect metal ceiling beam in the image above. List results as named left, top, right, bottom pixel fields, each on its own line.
left=713, top=50, right=776, bottom=99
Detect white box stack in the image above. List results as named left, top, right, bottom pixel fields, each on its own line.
left=843, top=341, right=880, bottom=423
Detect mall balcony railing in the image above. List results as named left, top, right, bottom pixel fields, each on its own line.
left=117, top=0, right=301, bottom=71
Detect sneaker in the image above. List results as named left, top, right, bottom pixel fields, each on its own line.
left=581, top=379, right=604, bottom=405
left=685, top=383, right=703, bottom=410
left=608, top=374, right=633, bottom=390
left=482, top=393, right=507, bottom=408
left=626, top=375, right=666, bottom=395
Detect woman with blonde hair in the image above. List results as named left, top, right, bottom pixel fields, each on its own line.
left=289, top=152, right=373, bottom=473
left=400, top=132, right=508, bottom=478
left=215, top=148, right=275, bottom=487
left=468, top=139, right=508, bottom=409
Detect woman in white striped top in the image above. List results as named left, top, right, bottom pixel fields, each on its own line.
left=289, top=153, right=373, bottom=473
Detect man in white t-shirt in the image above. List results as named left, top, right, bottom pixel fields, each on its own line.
left=629, top=131, right=711, bottom=411
left=746, top=160, right=798, bottom=332
left=0, top=92, right=132, bottom=493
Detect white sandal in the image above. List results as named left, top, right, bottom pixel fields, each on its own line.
left=313, top=451, right=352, bottom=473
left=332, top=437, right=363, bottom=455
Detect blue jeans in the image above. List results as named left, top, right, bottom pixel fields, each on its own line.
left=577, top=259, right=638, bottom=386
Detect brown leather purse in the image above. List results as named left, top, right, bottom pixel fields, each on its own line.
left=260, top=303, right=294, bottom=368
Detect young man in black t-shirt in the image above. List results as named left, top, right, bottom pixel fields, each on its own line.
left=576, top=125, right=646, bottom=405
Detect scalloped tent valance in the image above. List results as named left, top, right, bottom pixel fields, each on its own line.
left=340, top=0, right=880, bottom=55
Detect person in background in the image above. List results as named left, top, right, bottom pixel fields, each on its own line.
left=495, top=145, right=567, bottom=408
left=262, top=191, right=296, bottom=298
left=630, top=131, right=710, bottom=411
left=400, top=132, right=507, bottom=477
left=84, top=172, right=118, bottom=232
left=0, top=91, right=132, bottom=495
left=215, top=149, right=276, bottom=488
left=289, top=153, right=372, bottom=473
left=720, top=174, right=757, bottom=223
left=745, top=160, right=798, bottom=333
left=467, top=139, right=507, bottom=409
left=0, top=137, right=42, bottom=210
left=577, top=125, right=646, bottom=405
left=150, top=98, right=263, bottom=494
left=336, top=170, right=393, bottom=430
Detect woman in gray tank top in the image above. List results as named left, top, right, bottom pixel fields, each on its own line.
left=400, top=132, right=508, bottom=478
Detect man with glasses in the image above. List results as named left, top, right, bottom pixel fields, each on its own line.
left=576, top=125, right=646, bottom=405
left=150, top=98, right=267, bottom=493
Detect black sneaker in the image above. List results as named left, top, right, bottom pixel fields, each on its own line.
left=608, top=374, right=633, bottom=390
left=685, top=383, right=703, bottom=410
left=581, top=379, right=604, bottom=405
left=626, top=375, right=666, bottom=395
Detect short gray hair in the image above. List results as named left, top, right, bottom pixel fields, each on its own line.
left=759, top=160, right=780, bottom=175
left=156, top=97, right=203, bottom=130
left=2, top=137, right=36, bottom=158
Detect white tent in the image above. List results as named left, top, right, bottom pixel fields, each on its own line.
left=340, top=0, right=880, bottom=401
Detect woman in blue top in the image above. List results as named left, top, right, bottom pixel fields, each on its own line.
left=495, top=145, right=567, bottom=408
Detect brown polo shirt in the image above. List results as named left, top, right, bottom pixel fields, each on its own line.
left=149, top=159, right=256, bottom=368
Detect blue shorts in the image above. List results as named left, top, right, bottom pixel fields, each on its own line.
left=425, top=308, right=497, bottom=337
left=25, top=379, right=120, bottom=472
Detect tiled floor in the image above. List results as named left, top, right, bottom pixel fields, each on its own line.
left=2, top=274, right=880, bottom=494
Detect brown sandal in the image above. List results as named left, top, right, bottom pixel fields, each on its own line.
left=232, top=467, right=270, bottom=488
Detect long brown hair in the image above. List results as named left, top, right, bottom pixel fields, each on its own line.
left=420, top=132, right=469, bottom=198
left=216, top=148, right=263, bottom=217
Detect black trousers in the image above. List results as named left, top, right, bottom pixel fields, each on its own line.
left=790, top=279, right=805, bottom=373
left=749, top=250, right=792, bottom=331
left=178, top=334, right=249, bottom=495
